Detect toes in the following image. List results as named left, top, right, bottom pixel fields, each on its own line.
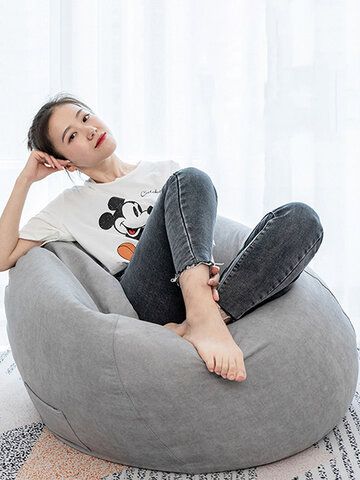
left=214, top=356, right=223, bottom=376
left=231, top=355, right=247, bottom=382
left=235, top=371, right=247, bottom=382
left=211, top=355, right=246, bottom=381
left=235, top=363, right=247, bottom=382
left=206, top=356, right=216, bottom=372
left=227, top=359, right=237, bottom=380
left=202, top=347, right=247, bottom=382
left=235, top=351, right=246, bottom=381
left=221, top=357, right=229, bottom=378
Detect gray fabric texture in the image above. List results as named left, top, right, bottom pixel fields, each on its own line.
left=4, top=214, right=358, bottom=474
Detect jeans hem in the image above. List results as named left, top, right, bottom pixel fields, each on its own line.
left=170, top=260, right=224, bottom=287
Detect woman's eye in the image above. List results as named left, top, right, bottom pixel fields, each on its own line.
left=69, top=113, right=91, bottom=142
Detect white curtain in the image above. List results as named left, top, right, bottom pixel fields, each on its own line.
left=0, top=0, right=359, bottom=347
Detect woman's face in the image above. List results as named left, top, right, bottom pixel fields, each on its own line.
left=47, top=103, right=117, bottom=169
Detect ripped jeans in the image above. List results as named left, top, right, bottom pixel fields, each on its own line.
left=115, top=167, right=324, bottom=325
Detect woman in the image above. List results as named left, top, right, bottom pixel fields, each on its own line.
left=0, top=93, right=324, bottom=385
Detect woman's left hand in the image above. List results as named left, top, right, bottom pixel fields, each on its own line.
left=208, top=265, right=220, bottom=302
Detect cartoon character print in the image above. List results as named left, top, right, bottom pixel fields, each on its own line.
left=99, top=196, right=153, bottom=261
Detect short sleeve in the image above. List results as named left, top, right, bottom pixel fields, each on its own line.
left=19, top=192, right=75, bottom=247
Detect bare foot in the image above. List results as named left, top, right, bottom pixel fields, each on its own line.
left=164, top=307, right=246, bottom=382
left=163, top=305, right=232, bottom=336
left=163, top=320, right=189, bottom=337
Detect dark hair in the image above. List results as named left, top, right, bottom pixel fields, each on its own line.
left=26, top=92, right=95, bottom=187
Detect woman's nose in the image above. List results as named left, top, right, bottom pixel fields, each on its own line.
left=88, top=128, right=97, bottom=140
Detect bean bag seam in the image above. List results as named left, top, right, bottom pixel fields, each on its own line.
left=304, top=269, right=352, bottom=324
left=111, top=317, right=186, bottom=466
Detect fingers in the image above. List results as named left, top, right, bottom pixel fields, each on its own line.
left=43, top=154, right=68, bottom=170
left=42, top=153, right=55, bottom=168
left=210, top=265, right=220, bottom=273
left=212, top=287, right=219, bottom=302
left=209, top=266, right=220, bottom=301
left=208, top=265, right=220, bottom=302
left=209, top=265, right=220, bottom=279
left=51, top=156, right=63, bottom=169
left=209, top=279, right=220, bottom=301
left=49, top=155, right=65, bottom=169
left=208, top=272, right=220, bottom=286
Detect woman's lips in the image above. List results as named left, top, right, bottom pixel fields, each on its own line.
left=96, top=132, right=107, bottom=148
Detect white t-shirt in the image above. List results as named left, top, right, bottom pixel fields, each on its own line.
left=19, top=159, right=216, bottom=276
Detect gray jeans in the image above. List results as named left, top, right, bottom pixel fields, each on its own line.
left=115, top=167, right=324, bottom=325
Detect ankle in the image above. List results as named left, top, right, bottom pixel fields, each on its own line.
left=180, top=277, right=215, bottom=309
left=217, top=305, right=233, bottom=324
left=178, top=263, right=212, bottom=289
left=186, top=297, right=221, bottom=321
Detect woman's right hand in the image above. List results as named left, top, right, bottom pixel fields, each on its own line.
left=18, top=150, right=71, bottom=184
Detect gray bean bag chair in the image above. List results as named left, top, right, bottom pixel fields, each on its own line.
left=4, top=214, right=358, bottom=474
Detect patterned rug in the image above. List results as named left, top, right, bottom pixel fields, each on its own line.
left=1, top=347, right=360, bottom=480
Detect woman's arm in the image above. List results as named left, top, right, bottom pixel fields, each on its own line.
left=0, top=151, right=71, bottom=271
left=0, top=175, right=33, bottom=270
